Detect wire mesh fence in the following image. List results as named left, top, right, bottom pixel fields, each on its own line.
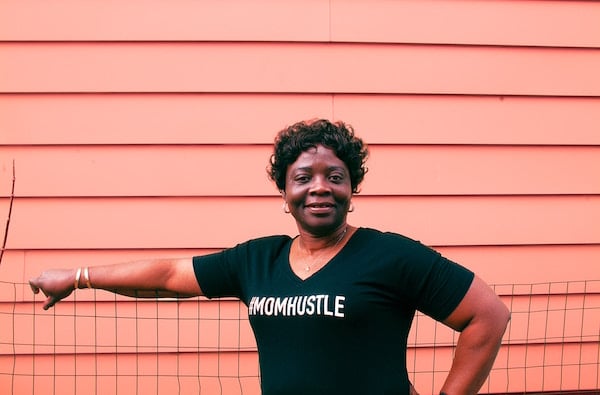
left=1, top=280, right=599, bottom=394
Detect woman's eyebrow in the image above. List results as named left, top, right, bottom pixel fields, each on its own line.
left=292, top=166, right=312, bottom=173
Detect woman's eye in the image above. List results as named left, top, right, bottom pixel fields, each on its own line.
left=329, top=174, right=343, bottom=182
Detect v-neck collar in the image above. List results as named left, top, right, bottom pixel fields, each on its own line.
left=284, top=227, right=362, bottom=283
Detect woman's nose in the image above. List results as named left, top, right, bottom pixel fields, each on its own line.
left=309, top=176, right=330, bottom=193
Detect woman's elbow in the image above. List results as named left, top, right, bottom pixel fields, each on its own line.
left=491, top=301, right=511, bottom=335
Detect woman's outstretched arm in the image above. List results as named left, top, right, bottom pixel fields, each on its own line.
left=29, top=258, right=202, bottom=310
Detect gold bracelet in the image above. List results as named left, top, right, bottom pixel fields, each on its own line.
left=83, top=267, right=92, bottom=289
left=74, top=267, right=82, bottom=289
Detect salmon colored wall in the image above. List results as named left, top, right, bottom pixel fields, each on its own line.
left=1, top=1, right=599, bottom=394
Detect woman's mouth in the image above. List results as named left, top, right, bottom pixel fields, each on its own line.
left=305, top=203, right=335, bottom=214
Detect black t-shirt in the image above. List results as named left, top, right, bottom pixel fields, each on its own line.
left=193, top=227, right=474, bottom=395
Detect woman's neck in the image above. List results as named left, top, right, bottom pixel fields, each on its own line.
left=297, top=225, right=350, bottom=255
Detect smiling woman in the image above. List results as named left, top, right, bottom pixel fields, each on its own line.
left=268, top=121, right=362, bottom=278
left=29, top=119, right=510, bottom=395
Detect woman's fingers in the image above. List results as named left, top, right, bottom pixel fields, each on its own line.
left=29, top=277, right=49, bottom=297
left=29, top=278, right=49, bottom=297
left=44, top=296, right=58, bottom=310
left=29, top=279, right=40, bottom=294
left=29, top=277, right=52, bottom=309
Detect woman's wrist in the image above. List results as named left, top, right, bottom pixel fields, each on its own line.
left=83, top=267, right=92, bottom=288
left=74, top=267, right=92, bottom=289
left=73, top=267, right=82, bottom=289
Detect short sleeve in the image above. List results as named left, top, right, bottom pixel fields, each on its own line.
left=192, top=235, right=291, bottom=301
left=193, top=247, right=243, bottom=299
left=412, top=247, right=474, bottom=321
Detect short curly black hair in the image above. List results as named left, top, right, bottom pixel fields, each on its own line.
left=267, top=119, right=368, bottom=193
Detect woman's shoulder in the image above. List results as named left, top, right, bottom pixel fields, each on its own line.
left=356, top=227, right=422, bottom=246
left=234, top=234, right=292, bottom=254
left=353, top=227, right=440, bottom=260
left=246, top=234, right=293, bottom=247
left=216, top=234, right=292, bottom=265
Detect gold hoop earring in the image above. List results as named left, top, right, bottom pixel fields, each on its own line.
left=283, top=202, right=291, bottom=214
left=348, top=203, right=355, bottom=213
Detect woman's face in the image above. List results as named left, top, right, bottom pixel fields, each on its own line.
left=283, top=144, right=353, bottom=236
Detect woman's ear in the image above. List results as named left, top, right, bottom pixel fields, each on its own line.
left=281, top=191, right=290, bottom=213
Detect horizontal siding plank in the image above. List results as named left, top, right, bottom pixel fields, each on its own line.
left=1, top=145, right=598, bottom=197
left=2, top=246, right=598, bottom=298
left=0, top=93, right=333, bottom=145
left=2, top=94, right=599, bottom=146
left=1, top=0, right=599, bottom=48
left=330, top=0, right=600, bottom=48
left=2, top=196, right=599, bottom=249
left=334, top=95, right=600, bottom=145
left=441, top=246, right=600, bottom=287
left=0, top=145, right=278, bottom=197
left=363, top=145, right=600, bottom=196
left=2, top=43, right=600, bottom=95
left=0, top=0, right=330, bottom=42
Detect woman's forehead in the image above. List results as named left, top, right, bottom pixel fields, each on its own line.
left=293, top=145, right=340, bottom=163
left=288, top=145, right=348, bottom=173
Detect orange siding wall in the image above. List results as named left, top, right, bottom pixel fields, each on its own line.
left=1, top=1, right=599, bottom=394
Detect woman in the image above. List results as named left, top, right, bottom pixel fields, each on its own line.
left=29, top=119, right=510, bottom=395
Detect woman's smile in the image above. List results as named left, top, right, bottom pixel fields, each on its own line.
left=305, top=201, right=337, bottom=215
